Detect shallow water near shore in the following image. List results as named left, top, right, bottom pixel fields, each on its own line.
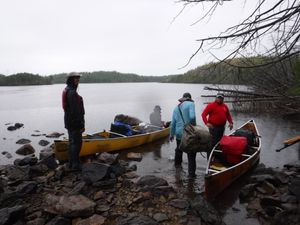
left=1, top=83, right=299, bottom=224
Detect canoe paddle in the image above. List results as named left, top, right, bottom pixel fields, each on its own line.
left=276, top=136, right=300, bottom=152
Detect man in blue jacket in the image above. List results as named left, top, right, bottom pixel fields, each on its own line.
left=170, top=92, right=197, bottom=178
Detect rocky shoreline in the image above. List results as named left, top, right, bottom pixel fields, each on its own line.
left=0, top=148, right=225, bottom=225
left=1, top=123, right=299, bottom=225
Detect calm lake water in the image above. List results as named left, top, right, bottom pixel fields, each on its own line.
left=0, top=83, right=299, bottom=223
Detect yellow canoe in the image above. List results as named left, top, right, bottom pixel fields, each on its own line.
left=54, top=127, right=170, bottom=162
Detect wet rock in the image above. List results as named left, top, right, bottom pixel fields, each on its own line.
left=288, top=178, right=300, bottom=201
left=6, top=165, right=30, bottom=181
left=137, top=175, right=168, bottom=188
left=111, top=163, right=127, bottom=177
left=187, top=217, right=202, bottom=225
left=169, top=199, right=189, bottom=209
left=39, top=148, right=54, bottom=160
left=16, top=144, right=35, bottom=155
left=127, top=164, right=137, bottom=172
left=82, top=163, right=111, bottom=184
left=16, top=181, right=38, bottom=194
left=280, top=193, right=298, bottom=203
left=39, top=154, right=58, bottom=170
left=95, top=204, right=110, bottom=213
left=260, top=197, right=282, bottom=209
left=0, top=205, right=25, bottom=225
left=7, top=123, right=24, bottom=131
left=38, top=140, right=50, bottom=146
left=75, top=214, right=106, bottom=225
left=190, top=196, right=223, bottom=225
left=30, top=164, right=49, bottom=177
left=2, top=151, right=12, bottom=159
left=44, top=194, right=96, bottom=218
left=45, top=216, right=71, bottom=225
left=273, top=211, right=300, bottom=225
left=239, top=183, right=256, bottom=201
left=16, top=138, right=31, bottom=144
left=97, top=152, right=118, bottom=165
left=27, top=218, right=45, bottom=225
left=250, top=174, right=277, bottom=184
left=274, top=171, right=289, bottom=184
left=153, top=213, right=168, bottom=222
left=116, top=214, right=158, bottom=225
left=127, top=152, right=143, bottom=161
left=123, top=171, right=139, bottom=179
left=256, top=181, right=276, bottom=195
left=46, top=132, right=64, bottom=138
left=7, top=126, right=17, bottom=131
left=14, top=156, right=38, bottom=166
left=69, top=181, right=86, bottom=196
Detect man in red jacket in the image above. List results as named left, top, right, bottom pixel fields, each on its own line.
left=202, top=93, right=233, bottom=159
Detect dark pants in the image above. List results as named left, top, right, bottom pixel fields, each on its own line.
left=68, top=129, right=82, bottom=169
left=175, top=139, right=197, bottom=177
left=207, top=126, right=225, bottom=159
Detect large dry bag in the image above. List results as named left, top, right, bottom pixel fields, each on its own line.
left=220, top=136, right=247, bottom=164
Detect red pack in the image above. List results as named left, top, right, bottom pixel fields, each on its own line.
left=220, top=136, right=247, bottom=164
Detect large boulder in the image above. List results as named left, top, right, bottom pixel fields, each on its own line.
left=44, top=194, right=96, bottom=218
left=82, top=163, right=111, bottom=184
left=16, top=144, right=35, bottom=156
left=190, top=196, right=223, bottom=225
left=0, top=205, right=25, bottom=225
left=137, top=175, right=168, bottom=188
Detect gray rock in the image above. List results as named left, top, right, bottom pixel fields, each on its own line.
left=16, top=181, right=37, bottom=194
left=16, top=139, right=31, bottom=144
left=280, top=193, right=298, bottom=203
left=97, top=152, right=118, bottom=165
left=250, top=174, right=276, bottom=184
left=169, top=199, right=189, bottom=209
left=95, top=204, right=110, bottom=213
left=239, top=183, right=256, bottom=201
left=76, top=214, right=106, bottom=225
left=6, top=165, right=30, bottom=181
left=27, top=218, right=45, bottom=225
left=14, top=156, right=38, bottom=166
left=288, top=178, right=300, bottom=201
left=116, top=215, right=158, bottom=225
left=30, top=164, right=49, bottom=177
left=137, top=175, right=168, bottom=188
left=45, top=216, right=71, bottom=225
left=190, top=196, right=223, bottom=225
left=256, top=181, right=276, bottom=195
left=260, top=197, right=282, bottom=209
left=69, top=181, right=86, bottom=195
left=82, top=163, right=111, bottom=184
left=0, top=205, right=25, bottom=225
left=39, top=148, right=54, bottom=160
left=274, top=171, right=289, bottom=184
left=38, top=140, right=50, bottom=146
left=16, top=144, right=35, bottom=156
left=2, top=152, right=12, bottom=159
left=44, top=194, right=96, bottom=218
left=39, top=154, right=58, bottom=170
left=153, top=213, right=168, bottom=222
left=14, top=123, right=24, bottom=129
left=46, top=132, right=64, bottom=138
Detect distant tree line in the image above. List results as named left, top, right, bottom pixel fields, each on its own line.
left=0, top=73, right=52, bottom=86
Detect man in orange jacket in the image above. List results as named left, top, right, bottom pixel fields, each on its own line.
left=202, top=93, right=233, bottom=159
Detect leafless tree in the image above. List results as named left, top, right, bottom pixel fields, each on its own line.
left=179, top=0, right=300, bottom=68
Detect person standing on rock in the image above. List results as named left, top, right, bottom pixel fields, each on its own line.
left=201, top=93, right=233, bottom=160
left=170, top=92, right=197, bottom=178
left=62, top=72, right=85, bottom=171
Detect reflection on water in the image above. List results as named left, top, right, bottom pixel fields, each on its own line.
left=0, top=83, right=299, bottom=223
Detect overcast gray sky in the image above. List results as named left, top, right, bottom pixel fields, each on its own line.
left=0, top=0, right=263, bottom=76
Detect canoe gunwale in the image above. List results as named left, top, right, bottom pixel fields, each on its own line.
left=204, top=119, right=261, bottom=199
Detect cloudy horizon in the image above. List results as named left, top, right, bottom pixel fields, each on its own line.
left=0, top=0, right=262, bottom=76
